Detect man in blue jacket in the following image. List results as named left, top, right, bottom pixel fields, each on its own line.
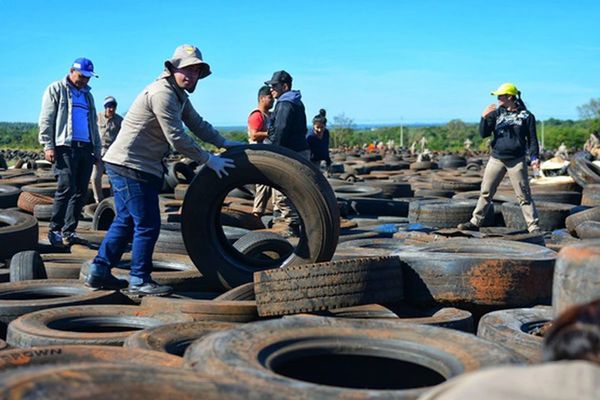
left=265, top=70, right=309, bottom=237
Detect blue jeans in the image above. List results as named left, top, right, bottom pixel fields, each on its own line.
left=90, top=167, right=161, bottom=286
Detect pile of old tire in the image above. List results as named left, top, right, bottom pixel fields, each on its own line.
left=182, top=145, right=340, bottom=289
left=392, top=239, right=557, bottom=315
left=501, top=201, right=574, bottom=231
left=567, top=151, right=600, bottom=187
left=565, top=206, right=600, bottom=238
left=183, top=316, right=524, bottom=399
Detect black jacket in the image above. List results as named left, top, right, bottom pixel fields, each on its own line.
left=480, top=105, right=539, bottom=161
left=267, top=90, right=308, bottom=152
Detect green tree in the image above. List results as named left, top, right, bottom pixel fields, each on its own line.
left=331, top=113, right=354, bottom=147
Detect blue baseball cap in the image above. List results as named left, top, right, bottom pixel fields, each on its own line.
left=71, top=57, right=98, bottom=78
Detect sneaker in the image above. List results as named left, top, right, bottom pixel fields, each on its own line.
left=62, top=232, right=89, bottom=246
left=127, top=281, right=173, bottom=297
left=457, top=221, right=479, bottom=231
left=84, top=273, right=129, bottom=290
left=48, top=230, right=65, bottom=247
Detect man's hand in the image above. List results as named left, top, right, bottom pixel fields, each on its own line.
left=482, top=103, right=497, bottom=118
left=222, top=140, right=245, bottom=148
left=531, top=159, right=541, bottom=170
left=44, top=149, right=55, bottom=163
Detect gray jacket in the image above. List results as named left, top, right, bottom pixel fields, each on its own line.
left=103, top=75, right=224, bottom=178
left=38, top=77, right=101, bottom=156
left=97, top=112, right=123, bottom=156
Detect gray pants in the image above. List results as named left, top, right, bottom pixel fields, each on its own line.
left=252, top=184, right=272, bottom=215
left=470, top=156, right=540, bottom=232
left=272, top=149, right=311, bottom=226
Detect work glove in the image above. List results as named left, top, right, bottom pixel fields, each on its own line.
left=222, top=140, right=245, bottom=148
left=206, top=154, right=235, bottom=179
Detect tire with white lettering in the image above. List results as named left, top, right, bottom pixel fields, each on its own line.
left=0, top=345, right=184, bottom=371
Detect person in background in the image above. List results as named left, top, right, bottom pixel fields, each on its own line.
left=265, top=70, right=309, bottom=237
left=91, top=96, right=123, bottom=203
left=458, top=83, right=541, bottom=233
left=38, top=57, right=102, bottom=247
left=84, top=44, right=241, bottom=296
left=248, top=85, right=274, bottom=217
left=306, top=108, right=331, bottom=170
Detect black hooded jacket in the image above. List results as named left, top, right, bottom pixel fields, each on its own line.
left=267, top=90, right=309, bottom=152
left=480, top=105, right=539, bottom=161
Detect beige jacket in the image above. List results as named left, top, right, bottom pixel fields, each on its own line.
left=103, top=75, right=224, bottom=178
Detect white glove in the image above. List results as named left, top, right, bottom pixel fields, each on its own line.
left=222, top=140, right=245, bottom=148
left=206, top=154, right=235, bottom=178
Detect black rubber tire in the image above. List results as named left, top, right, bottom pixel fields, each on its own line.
left=140, top=296, right=258, bottom=322
left=565, top=206, right=600, bottom=236
left=92, top=197, right=115, bottom=231
left=581, top=184, right=600, bottom=206
left=41, top=253, right=92, bottom=279
left=182, top=145, right=340, bottom=290
left=438, top=155, right=467, bottom=169
left=233, top=231, right=294, bottom=268
left=574, top=220, right=600, bottom=239
left=477, top=306, right=552, bottom=363
left=32, top=203, right=53, bottom=221
left=0, top=345, right=184, bottom=371
left=363, top=180, right=412, bottom=198
left=0, top=185, right=20, bottom=209
left=184, top=317, right=525, bottom=398
left=334, top=184, right=384, bottom=199
left=410, top=160, right=434, bottom=170
left=0, top=280, right=130, bottom=337
left=123, top=320, right=241, bottom=356
left=6, top=305, right=192, bottom=347
left=9, top=250, right=47, bottom=282
left=214, top=282, right=255, bottom=301
left=567, top=151, right=600, bottom=187
left=164, top=161, right=196, bottom=191
left=552, top=240, right=600, bottom=317
left=20, top=182, right=58, bottom=196
left=531, top=190, right=581, bottom=205
left=394, top=238, right=557, bottom=308
left=348, top=197, right=409, bottom=217
left=431, top=177, right=481, bottom=192
left=408, top=199, right=485, bottom=228
left=501, top=201, right=573, bottom=231
left=253, top=256, right=404, bottom=317
left=0, top=363, right=260, bottom=399
left=0, top=210, right=38, bottom=263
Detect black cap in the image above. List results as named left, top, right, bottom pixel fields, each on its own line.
left=265, top=70, right=292, bottom=85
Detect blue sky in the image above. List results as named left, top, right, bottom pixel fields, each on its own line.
left=1, top=0, right=599, bottom=126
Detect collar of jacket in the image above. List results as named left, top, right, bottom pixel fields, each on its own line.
left=160, top=75, right=188, bottom=104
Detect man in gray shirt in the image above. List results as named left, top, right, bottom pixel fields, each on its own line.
left=38, top=57, right=102, bottom=247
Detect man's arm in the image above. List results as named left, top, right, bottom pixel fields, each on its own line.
left=248, top=111, right=268, bottom=142
left=38, top=84, right=58, bottom=152
left=268, top=102, right=292, bottom=146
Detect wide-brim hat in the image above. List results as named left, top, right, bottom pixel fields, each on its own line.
left=164, top=44, right=211, bottom=79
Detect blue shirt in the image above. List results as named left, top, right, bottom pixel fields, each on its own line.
left=68, top=83, right=90, bottom=142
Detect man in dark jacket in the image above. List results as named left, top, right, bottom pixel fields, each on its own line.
left=265, top=70, right=309, bottom=237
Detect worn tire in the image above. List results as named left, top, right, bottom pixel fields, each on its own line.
left=581, top=184, right=600, bottom=206
left=184, top=317, right=524, bottom=398
left=565, top=206, right=600, bottom=236
left=92, top=197, right=115, bottom=231
left=552, top=240, right=600, bottom=317
left=6, top=305, right=192, bottom=347
left=182, top=145, right=340, bottom=290
left=141, top=297, right=258, bottom=322
left=478, top=306, right=552, bottom=363
left=233, top=231, right=294, bottom=268
left=254, top=256, right=404, bottom=317
left=214, top=282, right=255, bottom=301
left=16, top=191, right=53, bottom=213
left=334, top=184, right=384, bottom=199
left=567, top=151, right=600, bottom=187
left=394, top=238, right=557, bottom=308
left=0, top=210, right=38, bottom=263
left=575, top=220, right=600, bottom=239
left=123, top=320, right=241, bottom=357
left=408, top=199, right=484, bottom=228
left=501, top=201, right=573, bottom=231
left=9, top=250, right=47, bottom=282
left=0, top=185, right=20, bottom=209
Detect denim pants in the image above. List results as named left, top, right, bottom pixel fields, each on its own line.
left=50, top=145, right=94, bottom=235
left=90, top=167, right=161, bottom=285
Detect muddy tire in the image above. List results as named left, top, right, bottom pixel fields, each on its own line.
left=16, top=191, right=53, bottom=213
left=124, top=321, right=241, bottom=357
left=6, top=305, right=192, bottom=347
left=552, top=240, right=600, bottom=317
left=565, top=206, right=600, bottom=236
left=182, top=145, right=340, bottom=290
left=9, top=250, right=47, bottom=282
left=0, top=345, right=184, bottom=371
left=254, top=256, right=404, bottom=317
left=501, top=201, right=573, bottom=231
left=394, top=239, right=557, bottom=308
left=581, top=184, right=600, bottom=206
left=214, top=282, right=255, bottom=301
left=141, top=297, right=258, bottom=322
left=478, top=306, right=552, bottom=363
left=184, top=316, right=524, bottom=398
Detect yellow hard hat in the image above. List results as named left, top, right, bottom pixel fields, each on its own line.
left=491, top=83, right=519, bottom=96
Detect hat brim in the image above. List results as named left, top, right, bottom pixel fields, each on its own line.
left=77, top=70, right=98, bottom=78
left=164, top=59, right=211, bottom=79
